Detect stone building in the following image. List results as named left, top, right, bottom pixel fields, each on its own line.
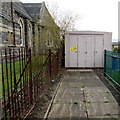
left=0, top=0, right=61, bottom=49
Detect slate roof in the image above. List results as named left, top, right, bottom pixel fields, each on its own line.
left=23, top=3, right=42, bottom=17
left=13, top=2, right=33, bottom=20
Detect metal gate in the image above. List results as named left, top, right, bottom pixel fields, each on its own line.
left=0, top=47, right=62, bottom=119
left=1, top=47, right=32, bottom=119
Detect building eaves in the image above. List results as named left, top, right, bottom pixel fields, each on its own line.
left=13, top=2, right=33, bottom=20
left=23, top=3, right=42, bottom=18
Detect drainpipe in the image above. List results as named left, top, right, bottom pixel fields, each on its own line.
left=11, top=0, right=15, bottom=46
left=0, top=98, right=1, bottom=120
left=24, top=19, right=28, bottom=48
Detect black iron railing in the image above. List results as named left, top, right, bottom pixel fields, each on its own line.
left=0, top=47, right=63, bottom=119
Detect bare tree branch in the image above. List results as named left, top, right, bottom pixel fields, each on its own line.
left=46, top=3, right=79, bottom=32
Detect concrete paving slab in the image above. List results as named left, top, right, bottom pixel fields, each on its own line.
left=48, top=104, right=71, bottom=119
left=84, top=87, right=110, bottom=93
left=87, top=102, right=118, bottom=117
left=88, top=115, right=118, bottom=120
left=70, top=104, right=87, bottom=118
left=85, top=90, right=117, bottom=103
left=48, top=103, right=87, bottom=119
left=54, top=90, right=84, bottom=104
left=47, top=69, right=119, bottom=120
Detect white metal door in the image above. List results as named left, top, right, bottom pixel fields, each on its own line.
left=78, top=35, right=95, bottom=67
left=66, top=34, right=104, bottom=68
left=86, top=35, right=95, bottom=67
left=95, top=35, right=104, bottom=67
left=65, top=31, right=111, bottom=68
left=78, top=35, right=87, bottom=67
left=69, top=35, right=78, bottom=67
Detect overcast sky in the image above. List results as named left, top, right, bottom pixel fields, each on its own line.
left=21, top=0, right=119, bottom=41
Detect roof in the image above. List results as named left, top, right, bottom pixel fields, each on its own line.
left=13, top=2, right=33, bottom=20
left=23, top=3, right=42, bottom=16
left=66, top=31, right=112, bottom=35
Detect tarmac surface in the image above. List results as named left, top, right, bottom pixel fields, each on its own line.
left=47, top=69, right=119, bottom=120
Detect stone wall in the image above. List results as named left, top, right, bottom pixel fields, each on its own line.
left=1, top=2, right=20, bottom=46
left=0, top=1, right=61, bottom=49
left=0, top=2, right=36, bottom=47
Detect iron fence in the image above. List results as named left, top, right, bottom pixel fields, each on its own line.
left=104, top=50, right=120, bottom=86
left=0, top=46, right=63, bottom=119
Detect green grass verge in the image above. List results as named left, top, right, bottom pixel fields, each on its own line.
left=0, top=60, right=21, bottom=95
left=105, top=50, right=120, bottom=86
left=0, top=55, right=49, bottom=99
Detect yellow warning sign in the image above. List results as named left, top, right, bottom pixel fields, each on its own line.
left=70, top=45, right=77, bottom=52
left=70, top=48, right=75, bottom=51
left=74, top=45, right=77, bottom=49
left=74, top=45, right=77, bottom=51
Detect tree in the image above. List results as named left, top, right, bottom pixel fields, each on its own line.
left=46, top=3, right=79, bottom=66
left=46, top=3, right=79, bottom=40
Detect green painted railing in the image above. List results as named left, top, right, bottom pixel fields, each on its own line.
left=104, top=50, right=120, bottom=86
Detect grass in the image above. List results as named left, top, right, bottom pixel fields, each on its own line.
left=0, top=60, right=22, bottom=98
left=73, top=86, right=79, bottom=88
left=38, top=77, right=48, bottom=82
left=104, top=101, right=109, bottom=103
left=105, top=50, right=120, bottom=86
left=73, top=101, right=78, bottom=104
left=0, top=54, right=49, bottom=99
left=80, top=83, right=85, bottom=88
left=72, top=83, right=85, bottom=89
left=106, top=69, right=120, bottom=85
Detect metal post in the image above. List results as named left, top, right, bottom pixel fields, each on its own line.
left=1, top=49, right=7, bottom=120
left=49, top=49, right=51, bottom=80
left=62, top=43, right=65, bottom=67
left=0, top=98, right=1, bottom=120
left=29, top=48, right=33, bottom=104
left=104, top=49, right=106, bottom=76
left=57, top=48, right=59, bottom=73
left=118, top=41, right=120, bottom=53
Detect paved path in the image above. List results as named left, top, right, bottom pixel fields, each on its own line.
left=47, top=69, right=119, bottom=120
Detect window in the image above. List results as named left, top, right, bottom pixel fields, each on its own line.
left=28, top=21, right=32, bottom=47
left=2, top=32, right=9, bottom=44
left=46, top=31, right=53, bottom=47
left=18, top=18, right=24, bottom=46
left=8, top=31, right=13, bottom=45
